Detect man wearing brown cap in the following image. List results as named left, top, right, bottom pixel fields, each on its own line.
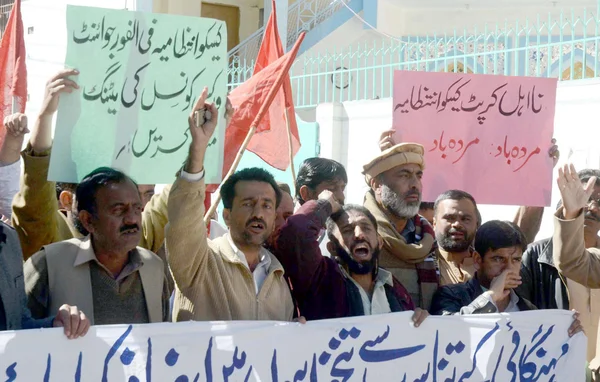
left=362, top=142, right=437, bottom=310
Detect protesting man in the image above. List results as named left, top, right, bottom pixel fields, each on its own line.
left=295, top=157, right=347, bottom=254
left=275, top=189, right=428, bottom=326
left=430, top=219, right=582, bottom=347
left=518, top=168, right=600, bottom=362
left=431, top=190, right=480, bottom=286
left=0, top=221, right=89, bottom=337
left=430, top=220, right=535, bottom=315
left=24, top=167, right=169, bottom=325
left=553, top=164, right=600, bottom=377
left=362, top=142, right=437, bottom=310
left=295, top=157, right=347, bottom=207
left=11, top=70, right=170, bottom=260
left=165, top=88, right=294, bottom=322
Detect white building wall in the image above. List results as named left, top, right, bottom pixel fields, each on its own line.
left=290, top=1, right=600, bottom=112
left=316, top=79, right=600, bottom=242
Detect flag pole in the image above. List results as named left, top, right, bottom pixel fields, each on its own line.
left=11, top=96, right=17, bottom=114
left=203, top=125, right=257, bottom=225
left=284, top=108, right=296, bottom=184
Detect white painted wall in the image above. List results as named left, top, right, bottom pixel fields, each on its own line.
left=288, top=1, right=600, bottom=112
left=316, top=78, right=600, bottom=242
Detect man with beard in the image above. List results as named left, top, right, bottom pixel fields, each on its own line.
left=431, top=190, right=480, bottom=286
left=165, top=89, right=294, bottom=322
left=362, top=143, right=437, bottom=310
left=518, top=169, right=600, bottom=363
left=274, top=189, right=429, bottom=325
left=551, top=165, right=600, bottom=375
left=24, top=167, right=169, bottom=325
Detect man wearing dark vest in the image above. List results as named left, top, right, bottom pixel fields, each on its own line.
left=24, top=167, right=169, bottom=325
left=274, top=189, right=428, bottom=325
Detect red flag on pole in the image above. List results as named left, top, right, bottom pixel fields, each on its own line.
left=246, top=0, right=301, bottom=170
left=206, top=32, right=306, bottom=193
left=0, top=0, right=26, bottom=146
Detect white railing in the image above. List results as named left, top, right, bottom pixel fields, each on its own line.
left=228, top=0, right=345, bottom=72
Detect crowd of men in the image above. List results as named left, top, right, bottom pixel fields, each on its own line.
left=0, top=70, right=598, bottom=377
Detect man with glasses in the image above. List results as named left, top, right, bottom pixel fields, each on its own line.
left=518, top=168, right=600, bottom=366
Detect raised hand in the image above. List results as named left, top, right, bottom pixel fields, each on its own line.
left=318, top=189, right=341, bottom=215
left=185, top=87, right=219, bottom=174
left=379, top=129, right=396, bottom=151
left=40, top=69, right=79, bottom=118
left=557, top=164, right=597, bottom=220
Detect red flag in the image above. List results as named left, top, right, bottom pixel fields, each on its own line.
left=207, top=32, right=306, bottom=193
left=0, top=0, right=26, bottom=146
left=246, top=0, right=301, bottom=170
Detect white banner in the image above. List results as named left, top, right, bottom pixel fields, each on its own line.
left=0, top=310, right=586, bottom=381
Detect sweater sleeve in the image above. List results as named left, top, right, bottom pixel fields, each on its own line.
left=553, top=211, right=600, bottom=288
left=165, top=176, right=210, bottom=289
left=274, top=200, right=337, bottom=300
left=11, top=146, right=61, bottom=260
left=140, top=184, right=171, bottom=253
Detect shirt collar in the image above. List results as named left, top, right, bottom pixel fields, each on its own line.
left=74, top=236, right=143, bottom=266
left=73, top=237, right=143, bottom=279
left=437, top=247, right=474, bottom=263
left=226, top=234, right=271, bottom=269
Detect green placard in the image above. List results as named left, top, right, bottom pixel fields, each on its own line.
left=50, top=5, right=228, bottom=184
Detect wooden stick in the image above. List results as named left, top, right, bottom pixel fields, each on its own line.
left=284, top=108, right=297, bottom=184
left=203, top=125, right=257, bottom=225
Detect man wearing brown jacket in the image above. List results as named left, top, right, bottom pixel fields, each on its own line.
left=165, top=88, right=294, bottom=322
left=362, top=142, right=437, bottom=311
left=11, top=70, right=169, bottom=260
left=553, top=163, right=600, bottom=379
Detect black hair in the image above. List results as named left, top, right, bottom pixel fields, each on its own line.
left=326, top=204, right=378, bottom=240
left=56, top=182, right=77, bottom=200
left=434, top=189, right=481, bottom=226
left=578, top=169, right=600, bottom=186
left=220, top=167, right=282, bottom=209
left=74, top=167, right=137, bottom=236
left=474, top=220, right=527, bottom=257
left=295, top=158, right=347, bottom=205
left=75, top=167, right=137, bottom=216
left=419, top=201, right=434, bottom=210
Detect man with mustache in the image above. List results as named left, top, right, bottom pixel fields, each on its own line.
left=165, top=89, right=294, bottom=321
left=362, top=142, right=437, bottom=310
left=518, top=168, right=600, bottom=363
left=431, top=190, right=480, bottom=286
left=23, top=167, right=169, bottom=325
left=274, top=189, right=429, bottom=325
left=551, top=165, right=600, bottom=376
